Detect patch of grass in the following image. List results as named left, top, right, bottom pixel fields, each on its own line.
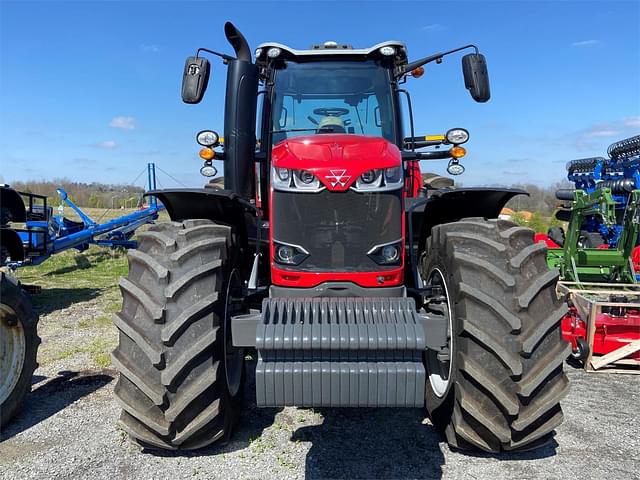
left=272, top=421, right=291, bottom=432
left=57, top=345, right=87, bottom=360
left=115, top=424, right=128, bottom=445
left=55, top=337, right=115, bottom=367
left=18, top=245, right=128, bottom=291
left=276, top=453, right=296, bottom=470
left=249, top=435, right=276, bottom=454
left=93, top=351, right=112, bottom=368
left=104, top=301, right=122, bottom=314
left=89, top=338, right=114, bottom=367
left=78, top=315, right=112, bottom=329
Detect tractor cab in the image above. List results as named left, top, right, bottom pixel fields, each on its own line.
left=255, top=41, right=406, bottom=148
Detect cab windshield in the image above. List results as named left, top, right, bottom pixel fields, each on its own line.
left=270, top=60, right=395, bottom=146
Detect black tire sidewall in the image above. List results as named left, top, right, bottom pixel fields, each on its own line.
left=1, top=274, right=39, bottom=427
left=212, top=229, right=246, bottom=436
left=421, top=241, right=462, bottom=432
left=219, top=266, right=246, bottom=418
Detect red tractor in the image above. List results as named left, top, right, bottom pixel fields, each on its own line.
left=112, top=23, right=569, bottom=453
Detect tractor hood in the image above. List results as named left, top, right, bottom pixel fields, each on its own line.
left=271, top=134, right=401, bottom=191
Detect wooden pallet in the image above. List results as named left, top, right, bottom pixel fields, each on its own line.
left=558, top=281, right=640, bottom=374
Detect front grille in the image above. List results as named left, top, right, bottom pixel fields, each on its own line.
left=272, top=189, right=402, bottom=272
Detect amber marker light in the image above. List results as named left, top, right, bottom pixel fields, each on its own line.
left=199, top=148, right=215, bottom=160
left=411, top=66, right=425, bottom=78
left=450, top=146, right=466, bottom=159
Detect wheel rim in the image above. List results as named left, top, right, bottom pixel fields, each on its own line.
left=425, top=268, right=453, bottom=398
left=0, top=304, right=26, bottom=406
left=223, top=269, right=244, bottom=397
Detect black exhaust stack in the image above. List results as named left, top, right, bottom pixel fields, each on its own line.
left=223, top=22, right=259, bottom=198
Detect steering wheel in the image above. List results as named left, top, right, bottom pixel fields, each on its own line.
left=313, top=107, right=349, bottom=117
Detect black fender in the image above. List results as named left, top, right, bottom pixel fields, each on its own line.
left=408, top=187, right=528, bottom=251
left=0, top=227, right=25, bottom=263
left=0, top=187, right=26, bottom=224
left=145, top=188, right=259, bottom=265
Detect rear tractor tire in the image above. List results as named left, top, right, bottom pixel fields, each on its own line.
left=0, top=272, right=40, bottom=428
left=112, top=219, right=246, bottom=450
left=421, top=218, right=570, bottom=452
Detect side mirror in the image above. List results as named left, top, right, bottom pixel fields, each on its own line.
left=181, top=56, right=210, bottom=104
left=462, top=53, right=490, bottom=103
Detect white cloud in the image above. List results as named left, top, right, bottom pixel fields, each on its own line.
left=584, top=129, right=620, bottom=138
left=140, top=44, right=160, bottom=53
left=571, top=39, right=600, bottom=47
left=571, top=117, right=638, bottom=150
left=95, top=140, right=117, bottom=149
left=109, top=116, right=136, bottom=130
left=421, top=24, right=446, bottom=32
left=624, top=116, right=640, bottom=128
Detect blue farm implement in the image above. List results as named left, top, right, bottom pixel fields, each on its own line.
left=0, top=163, right=163, bottom=268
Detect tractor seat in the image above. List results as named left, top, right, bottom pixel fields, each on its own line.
left=317, top=116, right=346, bottom=134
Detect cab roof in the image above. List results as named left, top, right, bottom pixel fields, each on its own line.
left=254, top=40, right=408, bottom=69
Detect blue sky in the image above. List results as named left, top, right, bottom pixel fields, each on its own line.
left=1, top=0, right=639, bottom=189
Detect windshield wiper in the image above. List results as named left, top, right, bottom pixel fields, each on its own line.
left=270, top=127, right=319, bottom=134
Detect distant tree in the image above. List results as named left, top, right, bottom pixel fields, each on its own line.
left=9, top=179, right=144, bottom=207
left=527, top=211, right=548, bottom=234
left=88, top=193, right=99, bottom=208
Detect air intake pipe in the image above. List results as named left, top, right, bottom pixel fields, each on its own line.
left=223, top=22, right=259, bottom=198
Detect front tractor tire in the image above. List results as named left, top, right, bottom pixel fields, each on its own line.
left=421, top=218, right=570, bottom=452
left=112, top=220, right=245, bottom=450
left=0, top=272, right=40, bottom=428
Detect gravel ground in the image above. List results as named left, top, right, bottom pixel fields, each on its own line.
left=1, top=362, right=638, bottom=480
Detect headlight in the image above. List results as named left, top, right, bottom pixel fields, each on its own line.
left=379, top=46, right=396, bottom=56
left=274, top=241, right=309, bottom=265
left=384, top=167, right=402, bottom=184
left=445, top=128, right=469, bottom=145
left=367, top=240, right=402, bottom=265
left=355, top=170, right=383, bottom=190
left=447, top=160, right=465, bottom=176
left=382, top=245, right=399, bottom=262
left=292, top=170, right=322, bottom=191
left=267, top=47, right=281, bottom=58
left=276, top=167, right=290, bottom=181
left=272, top=166, right=325, bottom=192
left=299, top=171, right=315, bottom=184
left=200, top=163, right=218, bottom=177
left=360, top=170, right=378, bottom=184
left=277, top=245, right=294, bottom=262
left=196, top=130, right=219, bottom=147
left=353, top=167, right=403, bottom=192
left=272, top=167, right=292, bottom=189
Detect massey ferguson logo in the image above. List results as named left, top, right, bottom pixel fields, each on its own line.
left=325, top=170, right=351, bottom=187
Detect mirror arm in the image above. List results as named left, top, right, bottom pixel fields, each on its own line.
left=401, top=44, right=479, bottom=77
left=196, top=47, right=235, bottom=63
